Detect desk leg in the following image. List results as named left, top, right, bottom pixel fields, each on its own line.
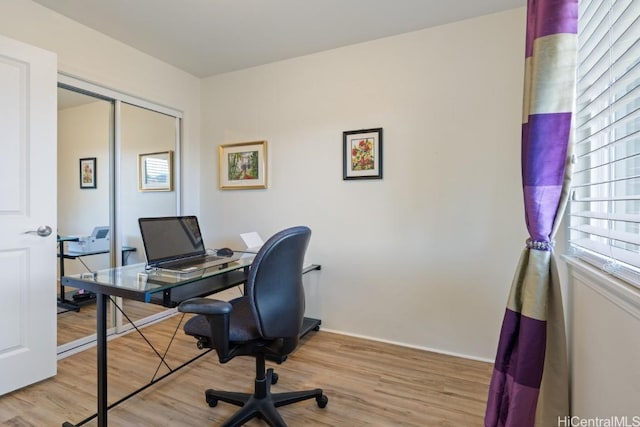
left=58, top=243, right=80, bottom=312
left=96, top=292, right=108, bottom=427
left=59, top=242, right=65, bottom=291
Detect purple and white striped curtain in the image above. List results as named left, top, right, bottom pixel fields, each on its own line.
left=485, top=1, right=578, bottom=426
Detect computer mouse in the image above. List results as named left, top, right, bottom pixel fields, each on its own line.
left=217, top=247, right=234, bottom=257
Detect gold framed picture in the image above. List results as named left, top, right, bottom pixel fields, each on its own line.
left=219, top=141, right=268, bottom=190
left=138, top=151, right=173, bottom=192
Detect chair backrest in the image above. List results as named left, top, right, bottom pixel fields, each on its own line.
left=246, top=226, right=311, bottom=340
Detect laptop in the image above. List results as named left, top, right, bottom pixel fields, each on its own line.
left=138, top=216, right=240, bottom=272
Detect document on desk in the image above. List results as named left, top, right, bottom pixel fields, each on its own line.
left=241, top=231, right=314, bottom=269
left=240, top=232, right=264, bottom=252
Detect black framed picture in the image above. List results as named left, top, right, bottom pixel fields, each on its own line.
left=79, top=157, right=97, bottom=189
left=343, top=128, right=383, bottom=180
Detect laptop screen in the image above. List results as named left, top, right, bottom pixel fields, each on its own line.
left=138, top=216, right=206, bottom=266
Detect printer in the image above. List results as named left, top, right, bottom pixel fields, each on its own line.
left=67, top=226, right=110, bottom=253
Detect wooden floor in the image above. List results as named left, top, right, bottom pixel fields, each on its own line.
left=2, top=313, right=493, bottom=426
left=57, top=298, right=171, bottom=345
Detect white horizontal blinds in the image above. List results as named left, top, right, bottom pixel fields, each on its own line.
left=570, top=0, right=640, bottom=285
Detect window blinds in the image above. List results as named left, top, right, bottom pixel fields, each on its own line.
left=569, top=0, right=640, bottom=286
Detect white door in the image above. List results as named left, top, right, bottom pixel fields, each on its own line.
left=0, top=34, right=57, bottom=396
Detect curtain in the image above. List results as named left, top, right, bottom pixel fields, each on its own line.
left=485, top=1, right=578, bottom=426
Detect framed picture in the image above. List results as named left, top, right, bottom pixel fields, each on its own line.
left=343, top=128, right=383, bottom=180
left=79, top=157, right=97, bottom=189
left=138, top=151, right=173, bottom=192
left=219, top=141, right=268, bottom=190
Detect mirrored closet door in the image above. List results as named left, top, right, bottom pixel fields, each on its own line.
left=115, top=103, right=180, bottom=327
left=56, top=83, right=182, bottom=354
left=57, top=87, right=114, bottom=347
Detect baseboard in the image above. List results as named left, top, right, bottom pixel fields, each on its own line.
left=318, top=327, right=494, bottom=364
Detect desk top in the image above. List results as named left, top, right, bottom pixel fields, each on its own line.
left=62, top=246, right=136, bottom=258
left=61, top=253, right=255, bottom=303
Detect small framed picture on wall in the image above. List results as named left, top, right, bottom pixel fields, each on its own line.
left=219, top=141, right=268, bottom=190
left=343, top=128, right=383, bottom=180
left=79, top=157, right=97, bottom=189
left=138, top=151, right=174, bottom=192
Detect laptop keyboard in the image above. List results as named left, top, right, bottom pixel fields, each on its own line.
left=161, top=254, right=224, bottom=269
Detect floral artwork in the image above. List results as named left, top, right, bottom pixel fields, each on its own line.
left=79, top=157, right=97, bottom=189
left=227, top=150, right=259, bottom=180
left=350, top=138, right=375, bottom=171
left=82, top=163, right=93, bottom=184
left=343, top=128, right=383, bottom=180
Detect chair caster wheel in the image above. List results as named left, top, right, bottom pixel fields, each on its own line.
left=271, top=372, right=279, bottom=384
left=206, top=397, right=218, bottom=408
left=316, top=394, right=328, bottom=408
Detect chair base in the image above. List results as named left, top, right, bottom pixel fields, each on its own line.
left=205, top=368, right=327, bottom=427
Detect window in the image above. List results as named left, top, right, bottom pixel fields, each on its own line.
left=569, top=0, right=640, bottom=287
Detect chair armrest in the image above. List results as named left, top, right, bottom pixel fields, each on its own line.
left=178, top=298, right=232, bottom=315
left=178, top=298, right=233, bottom=362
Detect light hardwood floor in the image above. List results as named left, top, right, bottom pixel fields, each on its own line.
left=2, top=312, right=493, bottom=426
left=57, top=286, right=246, bottom=346
left=57, top=298, right=171, bottom=345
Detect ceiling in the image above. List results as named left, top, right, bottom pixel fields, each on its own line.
left=34, top=0, right=525, bottom=78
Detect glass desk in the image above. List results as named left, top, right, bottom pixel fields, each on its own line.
left=61, top=254, right=321, bottom=427
left=63, top=253, right=255, bottom=306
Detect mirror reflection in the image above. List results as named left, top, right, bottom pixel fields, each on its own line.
left=117, top=102, right=178, bottom=324
left=57, top=89, right=179, bottom=349
left=56, top=87, right=113, bottom=345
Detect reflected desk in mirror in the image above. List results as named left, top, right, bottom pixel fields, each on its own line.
left=57, top=235, right=137, bottom=311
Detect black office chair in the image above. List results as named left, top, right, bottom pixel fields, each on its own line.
left=178, top=226, right=327, bottom=426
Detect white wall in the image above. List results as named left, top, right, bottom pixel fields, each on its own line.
left=58, top=101, right=111, bottom=236
left=565, top=259, right=640, bottom=418
left=0, top=0, right=201, bottom=217
left=200, top=8, right=527, bottom=360
left=57, top=100, right=111, bottom=275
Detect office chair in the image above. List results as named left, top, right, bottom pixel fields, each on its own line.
left=178, top=226, right=327, bottom=426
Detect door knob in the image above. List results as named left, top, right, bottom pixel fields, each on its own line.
left=24, top=225, right=53, bottom=237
